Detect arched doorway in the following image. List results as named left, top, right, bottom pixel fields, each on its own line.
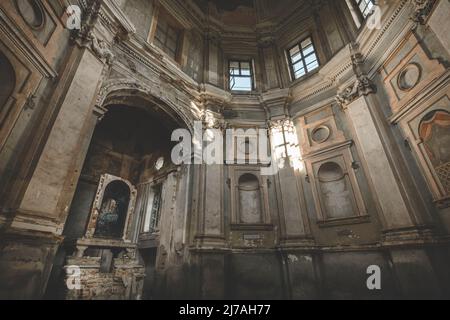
left=46, top=90, right=193, bottom=299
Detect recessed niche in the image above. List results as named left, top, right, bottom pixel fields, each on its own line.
left=16, top=0, right=45, bottom=30
left=397, top=63, right=421, bottom=91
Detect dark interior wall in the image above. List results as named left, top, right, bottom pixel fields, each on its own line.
left=0, top=51, right=15, bottom=110
left=81, top=106, right=174, bottom=183
left=190, top=247, right=449, bottom=300
left=64, top=106, right=175, bottom=239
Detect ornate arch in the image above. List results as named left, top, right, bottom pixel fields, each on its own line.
left=96, top=79, right=201, bottom=132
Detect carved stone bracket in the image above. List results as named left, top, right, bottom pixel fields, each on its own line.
left=410, top=0, right=437, bottom=24
left=336, top=43, right=376, bottom=108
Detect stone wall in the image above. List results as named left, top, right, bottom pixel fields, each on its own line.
left=64, top=256, right=145, bottom=300
left=1, top=0, right=450, bottom=300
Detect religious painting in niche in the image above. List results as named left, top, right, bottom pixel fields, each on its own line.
left=0, top=51, right=15, bottom=114
left=318, top=162, right=356, bottom=219
left=238, top=174, right=263, bottom=224
left=95, top=180, right=131, bottom=238
left=419, top=110, right=450, bottom=193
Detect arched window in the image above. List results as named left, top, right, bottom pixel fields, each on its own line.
left=238, top=174, right=263, bottom=224
left=95, top=180, right=131, bottom=238
left=318, top=162, right=356, bottom=219
left=419, top=110, right=450, bottom=194
left=0, top=51, right=16, bottom=113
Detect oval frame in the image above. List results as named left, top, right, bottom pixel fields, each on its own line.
left=15, top=0, right=46, bottom=31
left=397, top=63, right=422, bottom=92
left=311, top=125, right=331, bottom=144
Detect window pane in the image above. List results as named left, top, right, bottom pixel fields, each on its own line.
left=241, top=62, right=250, bottom=69
left=294, top=68, right=306, bottom=79
left=301, top=38, right=312, bottom=49
left=358, top=0, right=374, bottom=18
left=306, top=61, right=319, bottom=72
left=288, top=37, right=319, bottom=81
left=305, top=54, right=317, bottom=65
left=289, top=45, right=300, bottom=56
left=229, top=60, right=254, bottom=91
left=302, top=44, right=314, bottom=56
left=233, top=77, right=252, bottom=91
left=291, top=52, right=302, bottom=63
left=293, top=61, right=304, bottom=72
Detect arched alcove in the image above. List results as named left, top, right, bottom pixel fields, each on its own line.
left=238, top=173, right=263, bottom=224
left=318, top=162, right=355, bottom=219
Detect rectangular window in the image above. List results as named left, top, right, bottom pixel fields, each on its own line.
left=229, top=60, right=254, bottom=92
left=142, top=184, right=163, bottom=233
left=287, top=37, right=319, bottom=81
left=356, top=0, right=374, bottom=18
left=154, top=15, right=180, bottom=60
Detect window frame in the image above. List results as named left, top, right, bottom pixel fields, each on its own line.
left=228, top=59, right=255, bottom=92
left=287, top=36, right=320, bottom=82
left=141, top=183, right=163, bottom=234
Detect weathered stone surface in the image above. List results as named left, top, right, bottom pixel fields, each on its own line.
left=0, top=0, right=449, bottom=300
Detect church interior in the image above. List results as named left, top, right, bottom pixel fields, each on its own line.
left=0, top=0, right=449, bottom=300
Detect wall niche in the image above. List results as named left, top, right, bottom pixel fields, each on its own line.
left=317, top=161, right=356, bottom=220
left=238, top=173, right=263, bottom=224
left=230, top=167, right=271, bottom=228
left=95, top=180, right=131, bottom=239
left=85, top=174, right=137, bottom=241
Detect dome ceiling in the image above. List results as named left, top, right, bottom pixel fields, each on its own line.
left=194, top=0, right=254, bottom=12
left=193, top=0, right=308, bottom=27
